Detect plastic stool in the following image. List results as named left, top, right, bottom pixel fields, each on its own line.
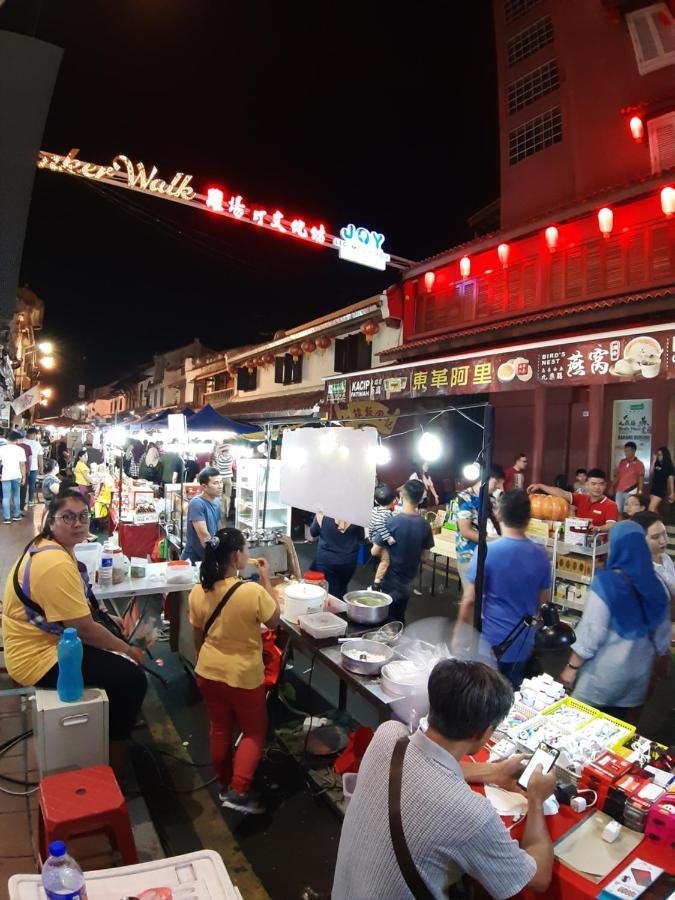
left=38, top=765, right=138, bottom=865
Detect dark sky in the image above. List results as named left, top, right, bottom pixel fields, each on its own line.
left=3, top=0, right=498, bottom=405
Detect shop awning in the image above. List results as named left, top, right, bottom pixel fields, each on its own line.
left=216, top=389, right=324, bottom=421
left=187, top=403, right=257, bottom=434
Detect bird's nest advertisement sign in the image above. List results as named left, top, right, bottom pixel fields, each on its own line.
left=324, top=325, right=675, bottom=407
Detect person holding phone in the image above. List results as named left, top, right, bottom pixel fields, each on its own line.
left=333, top=659, right=555, bottom=899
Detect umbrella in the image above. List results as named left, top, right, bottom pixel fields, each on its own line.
left=187, top=403, right=257, bottom=434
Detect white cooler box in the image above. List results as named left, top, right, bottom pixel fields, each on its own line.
left=32, top=687, right=109, bottom=777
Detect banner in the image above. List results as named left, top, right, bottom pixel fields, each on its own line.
left=11, top=385, right=40, bottom=415
left=325, top=327, right=675, bottom=405
left=0, top=399, right=10, bottom=427
left=611, top=399, right=652, bottom=480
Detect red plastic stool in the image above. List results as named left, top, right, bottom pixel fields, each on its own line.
left=39, top=765, right=138, bottom=865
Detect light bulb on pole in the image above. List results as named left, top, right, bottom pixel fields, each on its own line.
left=38, top=341, right=53, bottom=354
left=40, top=355, right=55, bottom=369
left=418, top=431, right=441, bottom=462
left=463, top=462, right=480, bottom=481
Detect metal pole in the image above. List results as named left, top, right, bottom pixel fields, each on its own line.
left=473, top=402, right=494, bottom=633
left=261, top=423, right=272, bottom=530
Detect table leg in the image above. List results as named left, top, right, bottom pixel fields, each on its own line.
left=338, top=678, right=348, bottom=711
left=445, top=557, right=450, bottom=589
left=431, top=554, right=437, bottom=596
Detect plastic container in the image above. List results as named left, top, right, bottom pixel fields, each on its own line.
left=41, top=841, right=87, bottom=899
left=166, top=560, right=194, bottom=585
left=283, top=582, right=326, bottom=623
left=381, top=660, right=427, bottom=697
left=57, top=628, right=83, bottom=703
left=130, top=556, right=147, bottom=578
left=303, top=570, right=329, bottom=605
left=73, top=542, right=101, bottom=583
left=98, top=542, right=113, bottom=587
left=297, top=611, right=348, bottom=639
left=111, top=548, right=128, bottom=585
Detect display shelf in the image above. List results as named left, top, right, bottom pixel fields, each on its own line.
left=553, top=540, right=609, bottom=556
left=235, top=458, right=291, bottom=535
left=555, top=569, right=591, bottom=586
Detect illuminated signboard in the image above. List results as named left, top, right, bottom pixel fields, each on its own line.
left=333, top=224, right=391, bottom=271
left=37, top=149, right=410, bottom=270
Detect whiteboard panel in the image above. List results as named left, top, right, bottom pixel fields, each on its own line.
left=280, top=427, right=378, bottom=527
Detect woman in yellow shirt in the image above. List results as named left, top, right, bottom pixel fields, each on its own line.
left=74, top=449, right=93, bottom=501
left=189, top=528, right=280, bottom=815
left=2, top=489, right=146, bottom=744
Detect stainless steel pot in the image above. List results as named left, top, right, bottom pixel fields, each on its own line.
left=340, top=639, right=395, bottom=675
left=343, top=590, right=393, bottom=624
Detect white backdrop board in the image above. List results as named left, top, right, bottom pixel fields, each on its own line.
left=279, top=426, right=378, bottom=528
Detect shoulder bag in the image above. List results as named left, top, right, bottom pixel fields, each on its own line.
left=202, top=580, right=245, bottom=638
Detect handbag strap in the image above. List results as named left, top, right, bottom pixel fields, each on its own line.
left=203, top=580, right=245, bottom=638
left=388, top=737, right=435, bottom=900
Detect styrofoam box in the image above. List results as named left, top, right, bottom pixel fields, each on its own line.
left=9, top=849, right=242, bottom=899
left=298, top=611, right=348, bottom=639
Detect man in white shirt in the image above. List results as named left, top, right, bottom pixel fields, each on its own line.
left=25, top=427, right=44, bottom=506
left=0, top=431, right=27, bottom=523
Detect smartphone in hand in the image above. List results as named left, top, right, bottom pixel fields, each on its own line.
left=517, top=741, right=560, bottom=790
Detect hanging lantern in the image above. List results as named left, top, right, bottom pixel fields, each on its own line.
left=300, top=339, right=316, bottom=355
left=459, top=256, right=471, bottom=279
left=598, top=207, right=614, bottom=238
left=545, top=225, right=559, bottom=253
left=227, top=365, right=237, bottom=377
left=629, top=115, right=644, bottom=143
left=316, top=335, right=331, bottom=354
left=661, top=185, right=675, bottom=218
left=497, top=243, right=510, bottom=268
left=246, top=358, right=258, bottom=374
left=360, top=319, right=380, bottom=343
left=288, top=343, right=302, bottom=363
left=262, top=352, right=275, bottom=367
left=424, top=271, right=435, bottom=293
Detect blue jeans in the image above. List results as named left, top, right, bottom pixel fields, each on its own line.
left=2, top=479, right=20, bottom=520
left=28, top=469, right=38, bottom=502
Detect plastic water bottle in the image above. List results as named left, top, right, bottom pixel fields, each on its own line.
left=98, top=541, right=113, bottom=587
left=41, top=841, right=88, bottom=899
left=57, top=628, right=84, bottom=703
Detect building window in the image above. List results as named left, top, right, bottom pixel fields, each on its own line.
left=507, top=60, right=559, bottom=114
left=647, top=110, right=675, bottom=172
left=237, top=367, right=258, bottom=392
left=274, top=354, right=303, bottom=385
left=508, top=107, right=562, bottom=164
left=626, top=3, right=675, bottom=75
left=333, top=333, right=372, bottom=374
left=507, top=16, right=553, bottom=65
left=505, top=0, right=541, bottom=23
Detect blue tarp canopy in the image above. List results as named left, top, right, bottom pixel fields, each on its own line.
left=187, top=404, right=257, bottom=434
left=130, top=406, right=195, bottom=431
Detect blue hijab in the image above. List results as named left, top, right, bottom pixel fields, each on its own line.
left=591, top=520, right=668, bottom=640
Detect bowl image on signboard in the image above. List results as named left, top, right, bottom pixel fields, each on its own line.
left=497, top=361, right=516, bottom=383
left=610, top=358, right=640, bottom=378
left=623, top=335, right=662, bottom=364
left=640, top=355, right=662, bottom=378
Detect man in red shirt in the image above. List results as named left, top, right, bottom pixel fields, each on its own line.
left=612, top=441, right=645, bottom=515
left=504, top=453, right=528, bottom=492
left=528, top=467, right=618, bottom=531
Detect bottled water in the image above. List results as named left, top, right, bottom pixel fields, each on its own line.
left=41, top=841, right=88, bottom=899
left=56, top=628, right=84, bottom=703
left=99, top=541, right=113, bottom=587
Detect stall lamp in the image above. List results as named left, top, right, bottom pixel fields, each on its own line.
left=374, top=443, right=391, bottom=465
left=418, top=431, right=441, bottom=462
left=463, top=462, right=480, bottom=481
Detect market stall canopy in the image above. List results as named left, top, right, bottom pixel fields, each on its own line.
left=34, top=415, right=93, bottom=429
left=187, top=404, right=257, bottom=434
left=130, top=406, right=195, bottom=430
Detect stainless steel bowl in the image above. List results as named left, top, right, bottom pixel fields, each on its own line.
left=340, top=639, right=395, bottom=675
left=343, top=590, right=393, bottom=624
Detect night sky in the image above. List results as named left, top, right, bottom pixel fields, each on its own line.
left=2, top=0, right=498, bottom=406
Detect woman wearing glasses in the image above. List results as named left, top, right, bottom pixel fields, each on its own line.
left=2, top=488, right=147, bottom=751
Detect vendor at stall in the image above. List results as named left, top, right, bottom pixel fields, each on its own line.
left=308, top=513, right=364, bottom=599
left=181, top=466, right=223, bottom=563
left=528, top=467, right=618, bottom=531
left=73, top=449, right=93, bottom=500
left=333, top=659, right=554, bottom=899
left=1, top=489, right=147, bottom=746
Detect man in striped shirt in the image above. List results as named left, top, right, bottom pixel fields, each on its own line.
left=211, top=441, right=234, bottom=522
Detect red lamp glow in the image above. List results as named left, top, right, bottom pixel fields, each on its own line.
left=497, top=243, right=510, bottom=268
left=459, top=256, right=471, bottom=279
left=598, top=207, right=614, bottom=238
left=661, top=186, right=675, bottom=217
left=545, top=226, right=559, bottom=252
left=629, top=116, right=644, bottom=143
left=316, top=335, right=331, bottom=354
left=424, top=271, right=435, bottom=292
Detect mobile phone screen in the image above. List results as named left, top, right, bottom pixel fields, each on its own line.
left=517, top=742, right=559, bottom=790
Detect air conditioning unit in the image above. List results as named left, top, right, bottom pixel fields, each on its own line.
left=32, top=688, right=109, bottom=778
left=647, top=110, right=675, bottom=173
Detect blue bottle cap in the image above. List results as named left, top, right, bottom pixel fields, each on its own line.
left=62, top=627, right=77, bottom=639
left=49, top=840, right=66, bottom=857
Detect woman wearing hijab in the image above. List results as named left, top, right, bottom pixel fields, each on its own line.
left=560, top=520, right=670, bottom=723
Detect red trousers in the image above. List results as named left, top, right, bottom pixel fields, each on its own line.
left=197, top=676, right=267, bottom=795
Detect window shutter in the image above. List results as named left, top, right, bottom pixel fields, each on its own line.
left=647, top=111, right=675, bottom=173
left=334, top=337, right=347, bottom=373
left=627, top=4, right=675, bottom=75
left=292, top=356, right=303, bottom=384
left=274, top=357, right=284, bottom=384
left=355, top=334, right=372, bottom=371
left=283, top=354, right=293, bottom=385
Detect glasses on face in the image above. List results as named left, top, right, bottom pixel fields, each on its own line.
left=54, top=511, right=90, bottom=526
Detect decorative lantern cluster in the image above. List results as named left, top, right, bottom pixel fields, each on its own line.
left=360, top=319, right=380, bottom=343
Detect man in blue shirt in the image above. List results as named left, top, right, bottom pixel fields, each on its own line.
left=372, top=479, right=434, bottom=622
left=455, top=490, right=551, bottom=689
left=181, top=467, right=222, bottom=563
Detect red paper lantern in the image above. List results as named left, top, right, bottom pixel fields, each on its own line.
left=301, top=339, right=316, bottom=355
left=262, top=352, right=275, bottom=367
left=227, top=365, right=237, bottom=377
left=360, top=319, right=380, bottom=343
left=288, top=344, right=302, bottom=362
left=246, top=358, right=258, bottom=373
left=598, top=207, right=614, bottom=238
left=316, top=335, right=331, bottom=354
left=424, top=271, right=435, bottom=292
